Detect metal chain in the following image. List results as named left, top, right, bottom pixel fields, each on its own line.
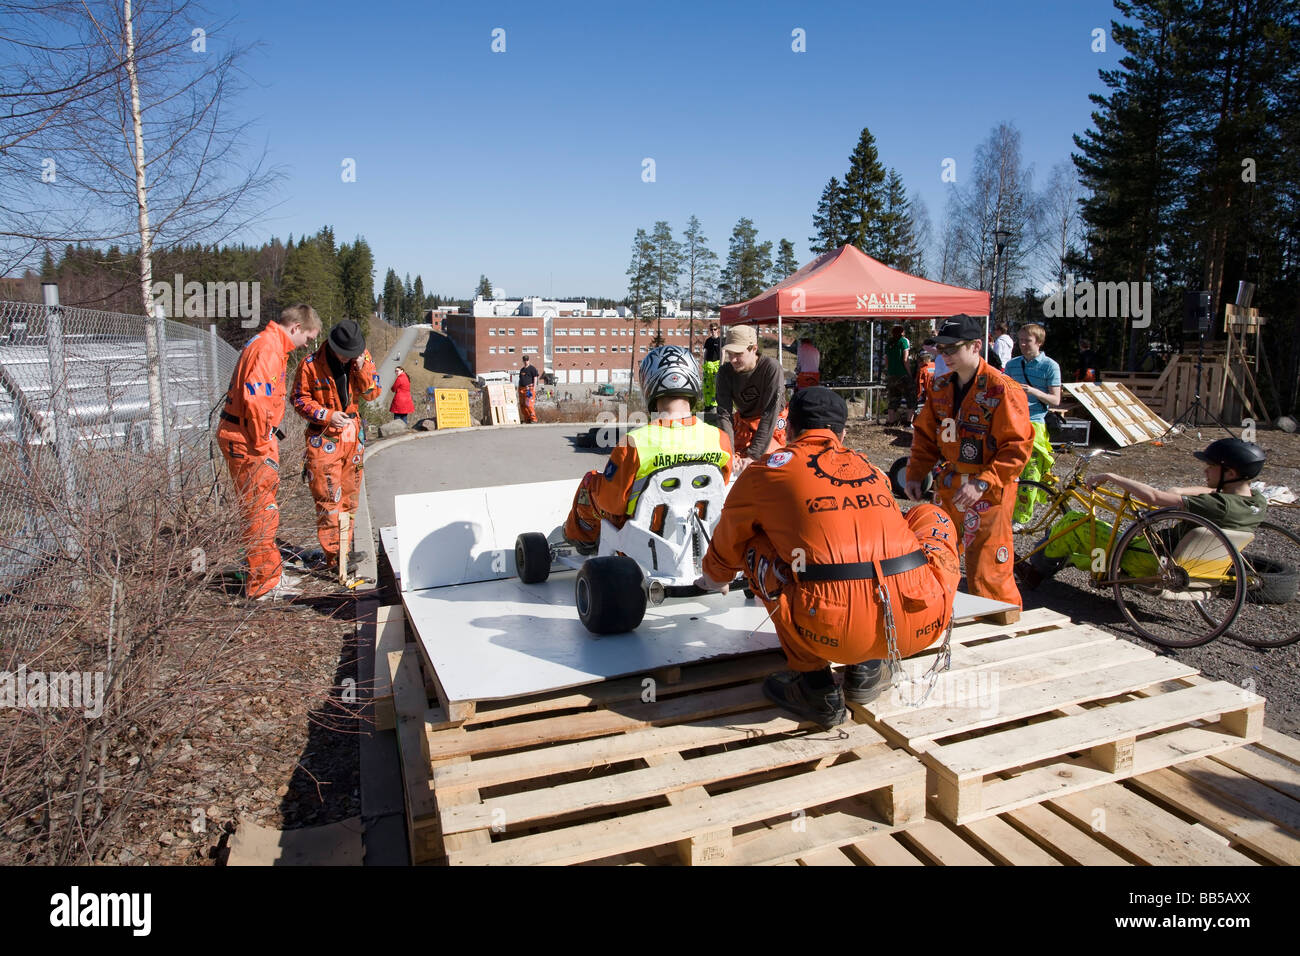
left=876, top=578, right=952, bottom=708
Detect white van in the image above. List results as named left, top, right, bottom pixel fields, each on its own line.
left=475, top=370, right=513, bottom=387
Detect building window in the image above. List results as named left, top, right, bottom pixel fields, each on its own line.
left=523, top=328, right=537, bottom=335
left=639, top=346, right=647, bottom=353
left=488, top=328, right=496, bottom=336
left=556, top=346, right=566, bottom=353
left=488, top=346, right=496, bottom=354
left=508, top=346, right=515, bottom=353
left=584, top=328, right=595, bottom=336
left=585, top=346, right=595, bottom=353
left=508, top=328, right=515, bottom=335
left=555, top=328, right=565, bottom=336
left=599, top=346, right=606, bottom=353
left=599, top=328, right=607, bottom=335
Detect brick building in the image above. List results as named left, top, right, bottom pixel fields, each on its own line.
left=442, top=297, right=717, bottom=385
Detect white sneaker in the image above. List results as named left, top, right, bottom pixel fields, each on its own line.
left=254, top=572, right=305, bottom=602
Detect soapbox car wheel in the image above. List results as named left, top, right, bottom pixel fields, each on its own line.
left=575, top=555, right=646, bottom=634
left=515, top=532, right=552, bottom=584
left=888, top=456, right=932, bottom=499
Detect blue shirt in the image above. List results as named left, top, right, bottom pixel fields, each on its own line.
left=1005, top=353, right=1061, bottom=422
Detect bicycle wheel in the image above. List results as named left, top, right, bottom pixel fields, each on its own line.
left=1109, top=509, right=1244, bottom=648
left=1225, top=520, right=1300, bottom=648
left=1012, top=480, right=1057, bottom=536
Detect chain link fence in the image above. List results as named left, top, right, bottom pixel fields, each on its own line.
left=0, top=292, right=238, bottom=627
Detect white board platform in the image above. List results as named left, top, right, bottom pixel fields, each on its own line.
left=379, top=525, right=400, bottom=582
left=403, top=572, right=1014, bottom=704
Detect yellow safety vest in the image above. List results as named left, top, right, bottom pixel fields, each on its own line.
left=625, top=418, right=731, bottom=515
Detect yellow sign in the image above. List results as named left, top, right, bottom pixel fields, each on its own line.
left=434, top=388, right=472, bottom=430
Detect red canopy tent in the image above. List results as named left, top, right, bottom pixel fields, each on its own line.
left=719, top=244, right=991, bottom=376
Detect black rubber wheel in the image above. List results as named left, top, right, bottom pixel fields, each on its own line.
left=515, top=532, right=551, bottom=584
left=1013, top=480, right=1057, bottom=536
left=1109, top=509, right=1244, bottom=649
left=575, top=555, right=646, bottom=634
left=888, top=456, right=932, bottom=499
left=1228, top=521, right=1300, bottom=648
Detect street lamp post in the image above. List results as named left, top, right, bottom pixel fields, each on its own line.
left=991, top=226, right=1012, bottom=353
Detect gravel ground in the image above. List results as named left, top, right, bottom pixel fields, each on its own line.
left=843, top=416, right=1300, bottom=737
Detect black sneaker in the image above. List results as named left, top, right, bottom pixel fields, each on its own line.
left=843, top=660, right=884, bottom=703
left=762, top=671, right=846, bottom=730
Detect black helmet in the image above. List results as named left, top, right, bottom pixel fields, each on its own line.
left=1193, top=438, right=1266, bottom=481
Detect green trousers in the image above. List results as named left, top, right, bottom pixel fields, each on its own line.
left=702, top=360, right=721, bottom=408
left=1034, top=511, right=1158, bottom=577
left=1013, top=420, right=1056, bottom=525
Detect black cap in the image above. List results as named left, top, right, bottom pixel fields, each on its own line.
left=788, top=386, right=848, bottom=434
left=934, top=314, right=985, bottom=345
left=327, top=319, right=365, bottom=359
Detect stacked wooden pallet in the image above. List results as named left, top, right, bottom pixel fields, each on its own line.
left=857, top=608, right=1265, bottom=825
left=372, top=603, right=1298, bottom=865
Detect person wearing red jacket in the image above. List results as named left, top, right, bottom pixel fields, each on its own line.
left=389, top=365, right=414, bottom=423
left=291, top=319, right=381, bottom=569
left=906, top=315, right=1033, bottom=613
left=695, top=387, right=961, bottom=728
left=218, top=304, right=321, bottom=599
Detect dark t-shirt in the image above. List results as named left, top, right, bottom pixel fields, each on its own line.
left=716, top=355, right=786, bottom=458
left=518, top=364, right=539, bottom=388
left=703, top=336, right=722, bottom=362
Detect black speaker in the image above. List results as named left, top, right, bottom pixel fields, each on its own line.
left=1183, top=291, right=1211, bottom=334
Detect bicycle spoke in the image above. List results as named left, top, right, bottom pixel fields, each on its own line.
left=1110, top=510, right=1243, bottom=648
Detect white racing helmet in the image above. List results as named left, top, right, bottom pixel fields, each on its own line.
left=639, top=345, right=702, bottom=409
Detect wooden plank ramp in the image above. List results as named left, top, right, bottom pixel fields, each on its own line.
left=855, top=608, right=1266, bottom=826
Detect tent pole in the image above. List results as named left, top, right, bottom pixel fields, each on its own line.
left=869, top=320, right=874, bottom=383
left=984, top=314, right=990, bottom=364
left=778, top=314, right=782, bottom=372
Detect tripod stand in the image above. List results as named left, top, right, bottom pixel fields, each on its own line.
left=1157, top=328, right=1235, bottom=442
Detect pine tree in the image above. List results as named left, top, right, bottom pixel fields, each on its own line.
left=382, top=268, right=403, bottom=324
left=413, top=275, right=426, bottom=322
left=476, top=275, right=493, bottom=299
left=810, top=176, right=850, bottom=254
left=772, top=239, right=799, bottom=285
left=879, top=169, right=921, bottom=272
left=719, top=218, right=772, bottom=303
left=842, top=128, right=888, bottom=256
left=626, top=228, right=655, bottom=378
left=649, top=220, right=682, bottom=343
left=339, top=237, right=375, bottom=336
left=681, top=215, right=719, bottom=350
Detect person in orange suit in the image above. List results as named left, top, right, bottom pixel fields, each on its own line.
left=291, top=319, right=381, bottom=570
left=518, top=355, right=540, bottom=423
left=906, top=314, right=1033, bottom=613
left=696, top=387, right=961, bottom=729
left=565, top=345, right=732, bottom=551
left=218, top=303, right=321, bottom=599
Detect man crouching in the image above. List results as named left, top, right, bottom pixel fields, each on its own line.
left=695, top=387, right=961, bottom=729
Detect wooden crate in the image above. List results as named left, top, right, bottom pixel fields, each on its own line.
left=856, top=608, right=1265, bottom=825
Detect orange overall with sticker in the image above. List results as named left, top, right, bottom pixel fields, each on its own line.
left=218, top=321, right=297, bottom=598
left=703, top=430, right=961, bottom=671
left=907, top=358, right=1033, bottom=609
left=565, top=417, right=733, bottom=545
left=291, top=344, right=381, bottom=561
left=733, top=407, right=788, bottom=458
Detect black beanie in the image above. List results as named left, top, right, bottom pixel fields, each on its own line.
left=328, top=319, right=365, bottom=359
left=788, top=386, right=848, bottom=434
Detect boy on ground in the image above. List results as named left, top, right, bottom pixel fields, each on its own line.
left=564, top=346, right=733, bottom=551
left=1017, top=438, right=1268, bottom=587
left=218, top=303, right=321, bottom=600
left=695, top=387, right=961, bottom=729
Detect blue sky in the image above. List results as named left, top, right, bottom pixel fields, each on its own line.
left=220, top=0, right=1122, bottom=298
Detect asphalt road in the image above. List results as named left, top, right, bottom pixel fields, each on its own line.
left=374, top=324, right=426, bottom=393
left=364, top=422, right=606, bottom=530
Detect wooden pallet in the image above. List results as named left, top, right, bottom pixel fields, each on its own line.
left=857, top=608, right=1266, bottom=825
